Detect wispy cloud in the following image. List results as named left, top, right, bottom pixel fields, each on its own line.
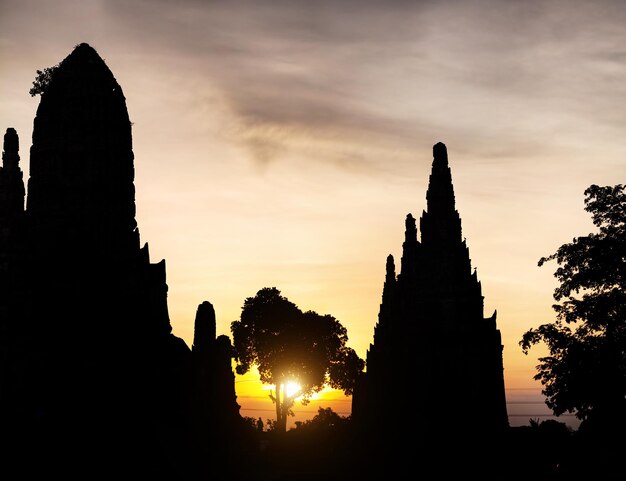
left=4, top=0, right=626, bottom=175
left=120, top=0, right=626, bottom=170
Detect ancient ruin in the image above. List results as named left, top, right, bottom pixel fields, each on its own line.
left=352, top=143, right=508, bottom=460
left=1, top=41, right=516, bottom=478
left=0, top=43, right=240, bottom=476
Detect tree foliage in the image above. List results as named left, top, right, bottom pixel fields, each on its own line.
left=231, top=287, right=364, bottom=433
left=520, top=184, right=625, bottom=429
left=29, top=65, right=59, bottom=96
left=293, top=407, right=350, bottom=432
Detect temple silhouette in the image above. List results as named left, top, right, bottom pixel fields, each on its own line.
left=0, top=42, right=537, bottom=479
left=351, top=142, right=509, bottom=470
left=0, top=43, right=241, bottom=476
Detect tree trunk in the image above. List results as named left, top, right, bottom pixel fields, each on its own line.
left=275, top=382, right=284, bottom=432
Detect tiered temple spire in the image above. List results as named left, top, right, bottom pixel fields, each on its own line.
left=352, top=142, right=508, bottom=469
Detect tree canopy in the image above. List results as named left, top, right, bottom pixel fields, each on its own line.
left=520, top=184, right=625, bottom=432
left=231, top=287, right=364, bottom=432
left=29, top=65, right=59, bottom=97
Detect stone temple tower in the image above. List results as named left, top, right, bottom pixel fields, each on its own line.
left=0, top=43, right=206, bottom=476
left=352, top=143, right=508, bottom=469
left=24, top=43, right=172, bottom=341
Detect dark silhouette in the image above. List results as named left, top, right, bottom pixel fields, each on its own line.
left=293, top=406, right=350, bottom=432
left=520, top=183, right=626, bottom=477
left=0, top=43, right=242, bottom=477
left=3, top=41, right=622, bottom=480
left=351, top=142, right=509, bottom=475
left=190, top=300, right=247, bottom=472
left=231, top=287, right=364, bottom=433
left=0, top=127, right=25, bottom=324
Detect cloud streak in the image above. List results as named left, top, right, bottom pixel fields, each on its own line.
left=130, top=1, right=626, bottom=169
left=5, top=0, right=625, bottom=175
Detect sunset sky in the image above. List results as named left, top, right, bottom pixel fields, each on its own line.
left=1, top=0, right=625, bottom=429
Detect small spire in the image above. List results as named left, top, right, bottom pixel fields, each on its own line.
left=404, top=213, right=417, bottom=242
left=400, top=213, right=419, bottom=281
left=192, top=300, right=216, bottom=354
left=381, top=254, right=397, bottom=305
left=2, top=128, right=20, bottom=171
left=385, top=254, right=396, bottom=281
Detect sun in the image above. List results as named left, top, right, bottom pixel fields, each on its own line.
left=285, top=381, right=302, bottom=398
left=261, top=380, right=332, bottom=400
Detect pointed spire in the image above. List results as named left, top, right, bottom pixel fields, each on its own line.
left=426, top=142, right=456, bottom=215
left=385, top=254, right=396, bottom=283
left=404, top=213, right=417, bottom=243
left=381, top=254, right=396, bottom=304
left=400, top=214, right=419, bottom=281
left=420, top=142, right=462, bottom=245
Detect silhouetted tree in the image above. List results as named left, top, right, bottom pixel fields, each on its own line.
left=29, top=65, right=59, bottom=96
left=231, top=287, right=364, bottom=433
left=293, top=407, right=350, bottom=432
left=520, top=184, right=625, bottom=433
left=29, top=43, right=90, bottom=96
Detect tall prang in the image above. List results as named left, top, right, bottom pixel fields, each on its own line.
left=352, top=142, right=508, bottom=463
left=0, top=43, right=240, bottom=476
left=22, top=43, right=171, bottom=341
left=27, top=43, right=137, bottom=259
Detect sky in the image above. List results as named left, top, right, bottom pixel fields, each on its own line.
left=1, top=0, right=625, bottom=429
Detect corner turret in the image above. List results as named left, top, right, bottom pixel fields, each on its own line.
left=0, top=128, right=25, bottom=219
left=193, top=301, right=217, bottom=355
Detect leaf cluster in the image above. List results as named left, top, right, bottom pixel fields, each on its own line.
left=520, top=184, right=626, bottom=422
left=29, top=65, right=60, bottom=97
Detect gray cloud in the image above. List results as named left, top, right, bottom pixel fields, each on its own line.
left=5, top=0, right=626, bottom=174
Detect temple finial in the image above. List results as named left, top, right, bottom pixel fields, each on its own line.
left=426, top=141, right=456, bottom=214
left=385, top=254, right=396, bottom=280
left=433, top=142, right=448, bottom=165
